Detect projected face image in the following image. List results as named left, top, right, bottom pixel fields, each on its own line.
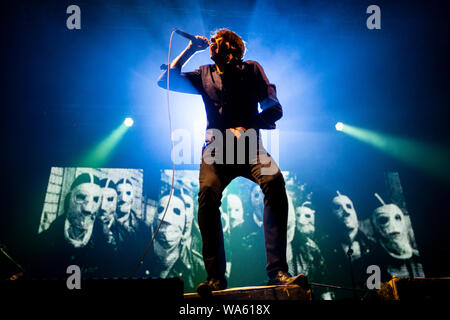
left=155, top=195, right=186, bottom=249
left=296, top=203, right=315, bottom=236
left=251, top=185, right=264, bottom=210
left=117, top=182, right=133, bottom=216
left=180, top=190, right=194, bottom=245
left=67, top=183, right=102, bottom=239
left=226, top=194, right=244, bottom=228
left=332, top=194, right=359, bottom=232
left=99, top=187, right=117, bottom=223
left=181, top=191, right=194, bottom=221
left=373, top=204, right=412, bottom=258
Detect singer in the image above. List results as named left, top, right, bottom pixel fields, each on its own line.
left=157, top=29, right=298, bottom=293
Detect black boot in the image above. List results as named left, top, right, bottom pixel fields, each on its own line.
left=267, top=270, right=309, bottom=287
left=196, top=277, right=228, bottom=297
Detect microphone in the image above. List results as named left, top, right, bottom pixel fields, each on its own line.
left=174, top=28, right=206, bottom=44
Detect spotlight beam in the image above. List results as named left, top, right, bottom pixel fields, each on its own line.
left=80, top=123, right=129, bottom=167
left=340, top=124, right=450, bottom=181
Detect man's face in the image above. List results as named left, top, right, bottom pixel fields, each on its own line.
left=116, top=182, right=133, bottom=215
left=68, top=183, right=101, bottom=232
left=296, top=204, right=315, bottom=236
left=332, top=194, right=359, bottom=232
left=155, top=195, right=186, bottom=249
left=210, top=36, right=231, bottom=61
left=99, top=187, right=117, bottom=220
left=227, top=194, right=244, bottom=227
left=373, top=204, right=410, bottom=250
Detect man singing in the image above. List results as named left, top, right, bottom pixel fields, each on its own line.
left=157, top=29, right=301, bottom=293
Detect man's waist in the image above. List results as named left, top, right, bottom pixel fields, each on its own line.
left=204, top=127, right=261, bottom=145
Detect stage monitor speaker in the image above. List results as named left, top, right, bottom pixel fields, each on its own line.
left=378, top=277, right=450, bottom=300
left=1, top=277, right=184, bottom=302
left=0, top=245, right=24, bottom=281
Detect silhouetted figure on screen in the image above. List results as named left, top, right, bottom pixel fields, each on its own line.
left=288, top=201, right=332, bottom=299
left=369, top=194, right=424, bottom=281
left=112, top=178, right=150, bottom=276
left=320, top=191, right=374, bottom=300
left=96, top=178, right=119, bottom=249
left=36, top=173, right=105, bottom=278
left=148, top=191, right=204, bottom=292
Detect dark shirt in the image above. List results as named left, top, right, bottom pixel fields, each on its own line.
left=364, top=242, right=425, bottom=282
left=157, top=60, right=283, bottom=132
left=290, top=232, right=332, bottom=299
left=319, top=230, right=376, bottom=300
left=148, top=247, right=205, bottom=293
left=34, top=216, right=112, bottom=279
left=111, top=210, right=152, bottom=276
left=290, top=232, right=328, bottom=282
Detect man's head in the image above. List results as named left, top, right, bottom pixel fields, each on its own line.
left=331, top=191, right=359, bottom=234
left=295, top=201, right=315, bottom=237
left=116, top=178, right=134, bottom=217
left=372, top=203, right=412, bottom=258
left=210, top=29, right=246, bottom=63
left=66, top=173, right=102, bottom=239
left=99, top=178, right=117, bottom=222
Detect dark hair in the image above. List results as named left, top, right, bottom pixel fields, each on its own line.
left=211, top=28, right=246, bottom=60
left=64, top=172, right=100, bottom=213
left=70, top=172, right=100, bottom=190
left=116, top=178, right=133, bottom=187
left=159, top=188, right=183, bottom=205
left=99, top=178, right=117, bottom=189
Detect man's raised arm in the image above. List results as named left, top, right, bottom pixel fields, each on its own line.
left=157, top=36, right=209, bottom=94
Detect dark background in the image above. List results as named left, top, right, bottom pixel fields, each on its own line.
left=1, top=0, right=449, bottom=279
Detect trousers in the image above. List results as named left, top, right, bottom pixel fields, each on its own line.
left=197, top=134, right=289, bottom=281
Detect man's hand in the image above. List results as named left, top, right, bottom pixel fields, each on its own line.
left=188, top=35, right=209, bottom=52
left=164, top=35, right=209, bottom=73
left=230, top=127, right=247, bottom=139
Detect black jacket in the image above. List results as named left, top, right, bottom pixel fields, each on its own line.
left=157, top=60, right=283, bottom=132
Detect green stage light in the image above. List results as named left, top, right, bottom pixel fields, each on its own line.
left=340, top=124, right=450, bottom=181
left=335, top=122, right=344, bottom=131
left=80, top=123, right=129, bottom=167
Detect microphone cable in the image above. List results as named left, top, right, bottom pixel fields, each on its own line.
left=130, top=29, right=177, bottom=278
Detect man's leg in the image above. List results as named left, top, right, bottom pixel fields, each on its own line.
left=197, top=159, right=233, bottom=282
left=245, top=147, right=289, bottom=279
